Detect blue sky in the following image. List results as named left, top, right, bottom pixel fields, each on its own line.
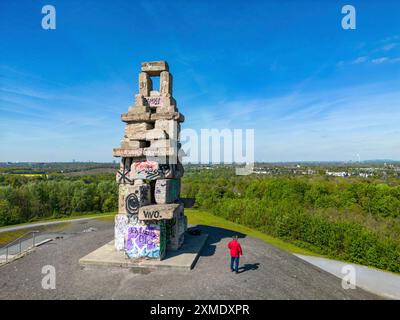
left=0, top=0, right=399, bottom=162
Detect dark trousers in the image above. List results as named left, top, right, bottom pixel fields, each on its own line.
left=230, top=256, right=240, bottom=272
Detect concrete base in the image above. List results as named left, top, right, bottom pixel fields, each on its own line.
left=0, top=254, right=18, bottom=265
left=79, top=233, right=208, bottom=271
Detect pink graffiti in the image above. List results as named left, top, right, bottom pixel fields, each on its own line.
left=132, top=160, right=158, bottom=172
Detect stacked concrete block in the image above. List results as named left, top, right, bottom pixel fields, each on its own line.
left=166, top=214, right=187, bottom=250
left=138, top=203, right=184, bottom=221
left=154, top=179, right=180, bottom=204
left=118, top=184, right=151, bottom=216
left=112, top=61, right=187, bottom=260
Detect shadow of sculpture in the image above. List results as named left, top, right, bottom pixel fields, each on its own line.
left=180, top=198, right=196, bottom=208
left=165, top=225, right=246, bottom=259
left=237, top=263, right=260, bottom=274
left=192, top=225, right=246, bottom=258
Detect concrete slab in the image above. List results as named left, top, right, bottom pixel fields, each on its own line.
left=0, top=254, right=17, bottom=264
left=295, top=254, right=400, bottom=300
left=79, top=233, right=208, bottom=271
left=0, top=251, right=30, bottom=266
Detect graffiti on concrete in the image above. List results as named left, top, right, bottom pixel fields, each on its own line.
left=125, top=193, right=140, bottom=216
left=116, top=158, right=132, bottom=184
left=131, top=160, right=176, bottom=180
left=120, top=184, right=151, bottom=216
left=166, top=218, right=176, bottom=240
left=115, top=214, right=128, bottom=251
left=154, top=179, right=180, bottom=204
left=145, top=96, right=163, bottom=107
left=125, top=224, right=164, bottom=258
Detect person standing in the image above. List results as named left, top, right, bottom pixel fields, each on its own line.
left=228, top=235, right=242, bottom=273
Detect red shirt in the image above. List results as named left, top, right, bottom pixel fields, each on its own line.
left=228, top=240, right=243, bottom=258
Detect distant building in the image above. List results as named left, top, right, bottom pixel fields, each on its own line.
left=326, top=171, right=348, bottom=177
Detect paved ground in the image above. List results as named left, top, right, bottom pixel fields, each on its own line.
left=0, top=219, right=379, bottom=299
left=295, top=254, right=400, bottom=300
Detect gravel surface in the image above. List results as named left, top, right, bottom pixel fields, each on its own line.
left=0, top=219, right=379, bottom=300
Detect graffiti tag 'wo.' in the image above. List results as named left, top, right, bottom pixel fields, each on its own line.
left=143, top=210, right=161, bottom=219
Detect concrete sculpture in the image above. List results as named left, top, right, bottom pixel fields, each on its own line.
left=112, top=61, right=187, bottom=260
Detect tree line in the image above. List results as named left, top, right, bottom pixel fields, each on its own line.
left=0, top=174, right=117, bottom=226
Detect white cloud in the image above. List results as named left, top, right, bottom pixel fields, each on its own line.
left=352, top=56, right=368, bottom=64
left=382, top=43, right=397, bottom=51
left=371, top=57, right=389, bottom=64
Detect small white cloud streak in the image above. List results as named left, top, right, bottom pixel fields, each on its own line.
left=371, top=57, right=389, bottom=64
left=382, top=43, right=397, bottom=51
left=352, top=56, right=368, bottom=64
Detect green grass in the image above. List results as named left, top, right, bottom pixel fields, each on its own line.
left=185, top=208, right=320, bottom=256
left=0, top=229, right=30, bottom=247
left=94, top=215, right=116, bottom=222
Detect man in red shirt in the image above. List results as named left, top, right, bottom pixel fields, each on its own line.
left=228, top=235, right=243, bottom=273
